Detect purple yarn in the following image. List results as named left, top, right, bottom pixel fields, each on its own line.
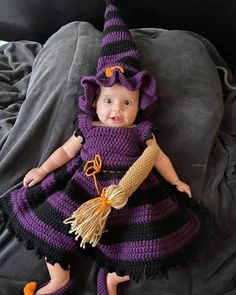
left=78, top=0, right=158, bottom=119
left=78, top=118, right=153, bottom=169
left=10, top=188, right=76, bottom=251
left=41, top=173, right=56, bottom=193
left=47, top=192, right=78, bottom=217
left=97, top=268, right=109, bottom=295
left=44, top=277, right=75, bottom=295
left=98, top=210, right=200, bottom=261
left=103, top=18, right=126, bottom=30
left=101, top=32, right=133, bottom=46
left=106, top=198, right=179, bottom=227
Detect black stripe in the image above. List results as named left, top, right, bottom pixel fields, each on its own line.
left=126, top=183, right=173, bottom=207
left=100, top=209, right=187, bottom=244
left=26, top=178, right=75, bottom=237
left=123, top=69, right=137, bottom=78
left=24, top=164, right=79, bottom=236
left=100, top=40, right=136, bottom=57
left=118, top=56, right=141, bottom=70
left=25, top=165, right=72, bottom=207
left=65, top=178, right=93, bottom=203
left=105, top=9, right=121, bottom=21
left=66, top=170, right=172, bottom=208
left=91, top=218, right=206, bottom=280
left=104, top=25, right=128, bottom=34
left=54, top=164, right=75, bottom=186
left=28, top=195, right=72, bottom=235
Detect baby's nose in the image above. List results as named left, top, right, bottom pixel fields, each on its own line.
left=112, top=102, right=122, bottom=111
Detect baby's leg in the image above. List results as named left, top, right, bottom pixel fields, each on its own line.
left=106, top=272, right=130, bottom=295
left=36, top=260, right=70, bottom=295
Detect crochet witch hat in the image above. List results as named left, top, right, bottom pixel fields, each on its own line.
left=79, top=0, right=157, bottom=118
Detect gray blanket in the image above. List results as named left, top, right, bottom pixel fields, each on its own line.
left=0, top=22, right=235, bottom=295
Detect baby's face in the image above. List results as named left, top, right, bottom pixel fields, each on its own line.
left=95, top=84, right=139, bottom=128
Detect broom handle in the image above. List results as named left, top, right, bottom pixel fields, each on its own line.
left=118, top=145, right=159, bottom=198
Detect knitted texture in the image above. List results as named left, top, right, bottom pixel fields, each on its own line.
left=78, top=115, right=153, bottom=169
left=97, top=268, right=109, bottom=295
left=0, top=117, right=209, bottom=281
left=64, top=145, right=159, bottom=248
left=78, top=0, right=158, bottom=119
left=97, top=0, right=141, bottom=79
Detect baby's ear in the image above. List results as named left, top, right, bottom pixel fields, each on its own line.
left=92, top=100, right=96, bottom=108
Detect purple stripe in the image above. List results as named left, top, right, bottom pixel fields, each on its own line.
left=102, top=32, right=132, bottom=46
left=47, top=177, right=120, bottom=217
left=47, top=192, right=79, bottom=217
left=98, top=210, right=200, bottom=260
left=66, top=156, right=80, bottom=173
left=41, top=173, right=56, bottom=193
left=97, top=268, right=109, bottom=295
left=105, top=4, right=117, bottom=16
left=104, top=18, right=126, bottom=30
left=139, top=174, right=160, bottom=190
left=97, top=50, right=138, bottom=69
left=10, top=188, right=76, bottom=251
left=107, top=198, right=178, bottom=227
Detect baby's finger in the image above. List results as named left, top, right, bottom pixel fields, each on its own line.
left=28, top=178, right=40, bottom=187
left=185, top=187, right=192, bottom=198
left=23, top=175, right=35, bottom=187
left=177, top=186, right=184, bottom=192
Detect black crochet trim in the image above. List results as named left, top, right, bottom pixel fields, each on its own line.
left=5, top=220, right=73, bottom=270
left=0, top=196, right=76, bottom=271
left=74, top=129, right=85, bottom=144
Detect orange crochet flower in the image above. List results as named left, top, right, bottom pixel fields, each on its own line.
left=105, top=66, right=125, bottom=77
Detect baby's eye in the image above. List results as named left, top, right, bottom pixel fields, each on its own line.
left=104, top=98, right=112, bottom=103
left=124, top=100, right=132, bottom=105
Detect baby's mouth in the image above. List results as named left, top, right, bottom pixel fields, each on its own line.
left=110, top=116, right=122, bottom=122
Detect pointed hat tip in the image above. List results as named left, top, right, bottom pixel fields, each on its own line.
left=106, top=0, right=117, bottom=5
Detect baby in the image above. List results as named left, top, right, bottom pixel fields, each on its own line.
left=23, top=83, right=191, bottom=295
left=0, top=1, right=208, bottom=294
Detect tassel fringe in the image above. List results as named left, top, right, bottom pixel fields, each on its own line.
left=64, top=185, right=127, bottom=248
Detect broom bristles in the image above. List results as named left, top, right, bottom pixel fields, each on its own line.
left=63, top=185, right=127, bottom=248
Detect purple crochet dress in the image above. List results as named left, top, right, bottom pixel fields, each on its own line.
left=0, top=114, right=208, bottom=282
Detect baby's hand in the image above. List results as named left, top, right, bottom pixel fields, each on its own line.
left=175, top=180, right=192, bottom=198
left=146, top=133, right=158, bottom=147
left=23, top=167, right=47, bottom=187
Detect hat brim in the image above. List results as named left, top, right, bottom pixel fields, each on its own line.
left=79, top=70, right=157, bottom=118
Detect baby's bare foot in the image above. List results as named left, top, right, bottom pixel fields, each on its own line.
left=107, top=273, right=130, bottom=295
left=36, top=279, right=69, bottom=295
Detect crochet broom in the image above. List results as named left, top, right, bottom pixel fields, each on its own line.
left=64, top=145, right=159, bottom=248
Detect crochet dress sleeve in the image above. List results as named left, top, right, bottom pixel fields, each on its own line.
left=74, top=114, right=92, bottom=143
